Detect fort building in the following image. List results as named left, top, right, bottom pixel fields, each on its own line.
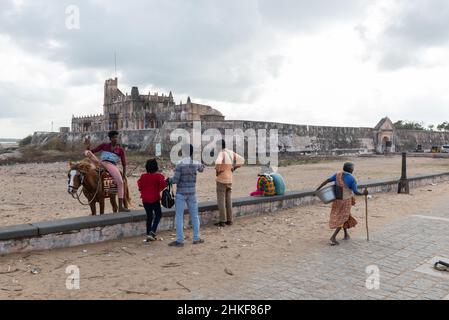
left=71, top=78, right=225, bottom=132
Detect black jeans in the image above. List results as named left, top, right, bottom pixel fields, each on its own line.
left=143, top=201, right=162, bottom=236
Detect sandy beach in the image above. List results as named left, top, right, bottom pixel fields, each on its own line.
left=1, top=177, right=449, bottom=299
left=1, top=155, right=449, bottom=227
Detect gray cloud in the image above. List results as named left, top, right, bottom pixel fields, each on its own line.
left=3, top=0, right=449, bottom=137
left=359, top=0, right=449, bottom=70
left=0, top=82, right=63, bottom=117
left=385, top=0, right=449, bottom=48
left=0, top=0, right=267, bottom=102
left=257, top=0, right=369, bottom=30
left=0, top=0, right=373, bottom=103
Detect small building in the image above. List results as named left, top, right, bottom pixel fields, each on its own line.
left=374, top=117, right=396, bottom=153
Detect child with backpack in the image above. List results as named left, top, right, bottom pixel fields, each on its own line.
left=137, top=159, right=167, bottom=243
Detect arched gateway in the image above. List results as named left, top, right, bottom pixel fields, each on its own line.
left=374, top=117, right=395, bottom=154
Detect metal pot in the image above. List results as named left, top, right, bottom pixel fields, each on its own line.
left=315, top=185, right=336, bottom=204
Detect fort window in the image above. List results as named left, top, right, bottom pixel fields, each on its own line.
left=83, top=123, right=91, bottom=132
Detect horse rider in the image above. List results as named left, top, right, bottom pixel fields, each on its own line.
left=84, top=130, right=130, bottom=212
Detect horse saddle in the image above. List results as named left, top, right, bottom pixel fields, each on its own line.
left=96, top=168, right=118, bottom=197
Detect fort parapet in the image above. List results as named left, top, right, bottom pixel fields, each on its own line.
left=31, top=117, right=449, bottom=157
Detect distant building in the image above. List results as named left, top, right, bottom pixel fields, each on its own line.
left=71, top=78, right=225, bottom=132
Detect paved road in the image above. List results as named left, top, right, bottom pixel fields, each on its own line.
left=189, top=198, right=449, bottom=300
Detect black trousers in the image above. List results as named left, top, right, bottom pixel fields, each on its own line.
left=143, top=201, right=162, bottom=236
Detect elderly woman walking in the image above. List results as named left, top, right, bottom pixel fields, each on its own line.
left=316, top=162, right=368, bottom=246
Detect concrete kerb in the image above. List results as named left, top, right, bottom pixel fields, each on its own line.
left=0, top=224, right=38, bottom=241
left=1, top=172, right=449, bottom=255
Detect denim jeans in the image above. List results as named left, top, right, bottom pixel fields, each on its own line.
left=175, top=193, right=200, bottom=243
left=143, top=201, right=162, bottom=236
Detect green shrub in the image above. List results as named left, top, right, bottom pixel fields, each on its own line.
left=19, top=135, right=32, bottom=147
left=43, top=137, right=67, bottom=151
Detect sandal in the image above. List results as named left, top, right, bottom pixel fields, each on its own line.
left=329, top=239, right=340, bottom=246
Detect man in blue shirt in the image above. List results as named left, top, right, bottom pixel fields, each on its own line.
left=167, top=144, right=205, bottom=247
left=316, top=162, right=368, bottom=246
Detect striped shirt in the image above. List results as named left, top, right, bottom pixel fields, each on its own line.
left=169, top=158, right=205, bottom=195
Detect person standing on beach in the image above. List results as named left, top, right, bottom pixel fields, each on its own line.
left=214, top=140, right=245, bottom=227
left=316, top=162, right=368, bottom=246
left=167, top=144, right=205, bottom=247
left=138, top=159, right=167, bottom=243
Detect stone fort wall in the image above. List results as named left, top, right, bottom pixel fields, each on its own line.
left=31, top=119, right=449, bottom=157
left=394, top=129, right=449, bottom=152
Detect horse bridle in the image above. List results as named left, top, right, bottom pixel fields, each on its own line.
left=68, top=167, right=102, bottom=206
left=68, top=171, right=84, bottom=192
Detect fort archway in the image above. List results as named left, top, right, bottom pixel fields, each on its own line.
left=382, top=136, right=392, bottom=153
left=374, top=117, right=396, bottom=154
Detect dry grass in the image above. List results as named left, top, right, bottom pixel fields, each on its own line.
left=0, top=146, right=85, bottom=166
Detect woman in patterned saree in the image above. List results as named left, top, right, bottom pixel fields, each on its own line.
left=316, top=162, right=368, bottom=246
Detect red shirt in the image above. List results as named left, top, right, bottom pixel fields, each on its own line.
left=137, top=173, right=167, bottom=204
left=90, top=143, right=127, bottom=167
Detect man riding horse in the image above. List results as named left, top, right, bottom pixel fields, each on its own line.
left=84, top=130, right=130, bottom=212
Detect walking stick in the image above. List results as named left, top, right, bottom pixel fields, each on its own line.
left=365, top=190, right=369, bottom=242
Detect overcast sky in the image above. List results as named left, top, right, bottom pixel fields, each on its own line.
left=1, top=0, right=449, bottom=138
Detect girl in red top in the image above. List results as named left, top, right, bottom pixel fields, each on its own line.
left=138, top=159, right=167, bottom=242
